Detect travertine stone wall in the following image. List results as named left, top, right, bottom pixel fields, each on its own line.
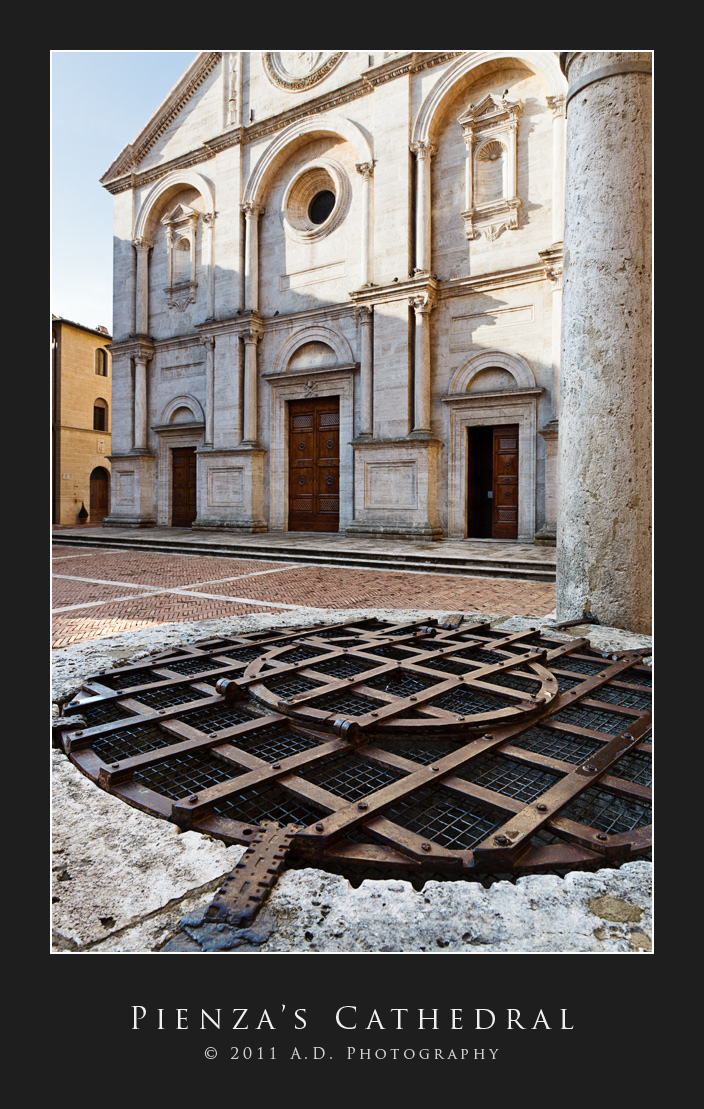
left=556, top=52, right=652, bottom=633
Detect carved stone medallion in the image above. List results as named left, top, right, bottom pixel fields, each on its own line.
left=262, top=51, right=344, bottom=91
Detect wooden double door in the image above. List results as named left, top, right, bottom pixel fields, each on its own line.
left=288, top=397, right=339, bottom=532
left=467, top=424, right=519, bottom=540
left=172, top=447, right=197, bottom=527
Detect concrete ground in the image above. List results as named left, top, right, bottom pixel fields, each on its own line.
left=51, top=531, right=652, bottom=954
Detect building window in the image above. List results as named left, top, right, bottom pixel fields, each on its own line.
left=93, top=400, right=108, bottom=431
left=95, top=348, right=108, bottom=375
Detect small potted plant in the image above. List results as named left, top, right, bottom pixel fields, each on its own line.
left=77, top=502, right=89, bottom=525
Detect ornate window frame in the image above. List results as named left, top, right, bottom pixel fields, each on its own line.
left=458, top=94, right=522, bottom=242
left=161, top=203, right=199, bottom=311
left=281, top=158, right=350, bottom=244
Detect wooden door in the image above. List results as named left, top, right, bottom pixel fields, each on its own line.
left=492, top=425, right=519, bottom=540
left=288, top=397, right=339, bottom=532
left=172, top=447, right=197, bottom=527
left=89, top=467, right=109, bottom=524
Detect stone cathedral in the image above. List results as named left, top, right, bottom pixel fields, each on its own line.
left=102, top=49, right=568, bottom=545
left=101, top=51, right=651, bottom=636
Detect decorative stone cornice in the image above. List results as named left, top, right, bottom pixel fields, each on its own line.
left=108, top=337, right=155, bottom=361
left=350, top=274, right=439, bottom=309
left=362, top=51, right=463, bottom=87
left=262, top=52, right=346, bottom=91
left=101, top=52, right=222, bottom=184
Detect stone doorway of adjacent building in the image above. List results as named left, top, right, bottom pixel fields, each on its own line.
left=466, top=424, right=518, bottom=540
left=171, top=446, right=197, bottom=527
left=89, top=466, right=110, bottom=525
left=287, top=396, right=340, bottom=532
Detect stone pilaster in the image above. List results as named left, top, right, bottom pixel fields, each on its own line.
left=410, top=291, right=436, bottom=436
left=241, top=202, right=264, bottom=313
left=556, top=51, right=652, bottom=632
left=410, top=141, right=436, bottom=274
left=241, top=316, right=263, bottom=446
left=201, top=335, right=215, bottom=447
left=356, top=305, right=373, bottom=438
left=133, top=238, right=152, bottom=336
left=356, top=162, right=374, bottom=287
left=535, top=419, right=558, bottom=545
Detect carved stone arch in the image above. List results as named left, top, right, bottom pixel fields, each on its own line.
left=450, top=350, right=536, bottom=394
left=243, top=114, right=373, bottom=208
left=412, top=50, right=565, bottom=145
left=272, top=325, right=355, bottom=377
left=133, top=170, right=215, bottom=242
left=159, top=394, right=205, bottom=426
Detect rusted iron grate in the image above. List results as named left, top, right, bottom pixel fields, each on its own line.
left=56, top=617, right=652, bottom=880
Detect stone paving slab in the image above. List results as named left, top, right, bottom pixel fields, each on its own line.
left=51, top=607, right=652, bottom=954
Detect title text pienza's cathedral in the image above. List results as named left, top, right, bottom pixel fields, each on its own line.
left=101, top=50, right=651, bottom=632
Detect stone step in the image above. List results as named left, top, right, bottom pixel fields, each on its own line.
left=52, top=533, right=556, bottom=582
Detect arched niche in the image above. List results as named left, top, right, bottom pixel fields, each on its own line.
left=134, top=170, right=215, bottom=242
left=271, top=325, right=355, bottom=377
left=158, top=394, right=205, bottom=426
left=449, top=350, right=536, bottom=394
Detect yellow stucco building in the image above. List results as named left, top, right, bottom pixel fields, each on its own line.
left=52, top=316, right=112, bottom=525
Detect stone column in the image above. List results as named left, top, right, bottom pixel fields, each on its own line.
left=410, top=142, right=436, bottom=274
left=133, top=345, right=153, bottom=451
left=410, top=293, right=436, bottom=435
left=133, top=238, right=152, bottom=335
left=356, top=162, right=374, bottom=286
left=241, top=320, right=263, bottom=446
left=356, top=305, right=373, bottom=438
left=203, top=212, right=216, bottom=318
left=241, top=202, right=264, bottom=312
left=201, top=335, right=215, bottom=446
left=556, top=51, right=652, bottom=633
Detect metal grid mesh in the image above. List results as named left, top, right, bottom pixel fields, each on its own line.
left=160, top=656, right=224, bottom=676
left=618, top=667, right=652, bottom=688
left=69, top=702, right=138, bottom=728
left=455, top=752, right=560, bottom=802
left=606, top=751, right=652, bottom=787
left=129, top=684, right=205, bottom=710
left=313, top=690, right=384, bottom=715
left=383, top=784, right=507, bottom=850
left=265, top=674, right=324, bottom=698
left=212, top=782, right=321, bottom=826
left=133, top=749, right=239, bottom=799
left=312, top=655, right=379, bottom=679
left=511, top=726, right=604, bottom=764
left=104, top=667, right=157, bottom=691
left=560, top=786, right=651, bottom=834
left=233, top=722, right=323, bottom=762
left=274, top=644, right=326, bottom=664
left=364, top=644, right=417, bottom=661
left=364, top=670, right=439, bottom=696
left=551, top=705, right=634, bottom=735
left=485, top=671, right=542, bottom=694
left=418, top=656, right=476, bottom=677
left=592, top=685, right=652, bottom=711
left=179, top=702, right=263, bottom=733
left=455, top=647, right=510, bottom=665
left=555, top=656, right=607, bottom=675
left=381, top=739, right=466, bottom=765
left=430, top=686, right=510, bottom=715
left=300, top=753, right=405, bottom=801
left=89, top=723, right=183, bottom=763
left=555, top=674, right=584, bottom=692
left=216, top=645, right=265, bottom=662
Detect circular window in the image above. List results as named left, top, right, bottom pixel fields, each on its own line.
left=281, top=159, right=349, bottom=243
left=309, top=190, right=335, bottom=225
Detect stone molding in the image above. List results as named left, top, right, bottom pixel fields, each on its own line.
left=349, top=274, right=439, bottom=309
left=270, top=324, right=355, bottom=376
left=449, top=349, right=537, bottom=393
left=157, top=393, right=205, bottom=427
left=262, top=52, right=346, bottom=92
left=133, top=170, right=215, bottom=242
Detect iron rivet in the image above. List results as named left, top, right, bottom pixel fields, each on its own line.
left=358, top=802, right=368, bottom=810
left=536, top=803, right=547, bottom=812
left=623, top=734, right=632, bottom=741
left=111, top=763, right=120, bottom=769
left=421, top=843, right=431, bottom=852
left=74, top=731, right=83, bottom=737
left=583, top=764, right=597, bottom=772
left=410, top=695, right=416, bottom=701
left=209, top=733, right=218, bottom=738
left=272, top=763, right=281, bottom=769
left=596, top=833, right=608, bottom=841
left=371, top=712, right=378, bottom=717
left=431, top=766, right=440, bottom=772
left=188, top=795, right=198, bottom=803
left=159, top=709, right=166, bottom=714
left=315, top=823, right=324, bottom=832
left=494, top=835, right=510, bottom=846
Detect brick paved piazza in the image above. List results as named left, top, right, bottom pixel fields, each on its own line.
left=52, top=545, right=556, bottom=649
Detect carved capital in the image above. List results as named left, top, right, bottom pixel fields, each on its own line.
left=409, top=292, right=436, bottom=315
left=200, top=335, right=215, bottom=351
left=547, top=94, right=566, bottom=118
left=241, top=201, right=265, bottom=220
left=355, top=162, right=374, bottom=179
left=243, top=322, right=263, bottom=345
left=356, top=305, right=373, bottom=325
left=202, top=211, right=216, bottom=227
left=133, top=237, right=153, bottom=253
left=410, top=141, right=437, bottom=161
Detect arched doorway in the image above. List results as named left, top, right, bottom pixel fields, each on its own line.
left=89, top=467, right=110, bottom=524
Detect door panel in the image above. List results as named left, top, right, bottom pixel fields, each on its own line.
left=172, top=447, right=197, bottom=527
left=288, top=397, right=339, bottom=532
left=492, top=425, right=519, bottom=540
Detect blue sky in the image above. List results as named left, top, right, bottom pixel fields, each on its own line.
left=51, top=50, right=199, bottom=333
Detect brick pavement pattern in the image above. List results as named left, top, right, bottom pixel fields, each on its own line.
left=52, top=549, right=556, bottom=649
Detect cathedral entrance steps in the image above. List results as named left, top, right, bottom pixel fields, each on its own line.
left=52, top=527, right=556, bottom=582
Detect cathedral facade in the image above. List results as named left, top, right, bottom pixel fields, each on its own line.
left=102, top=51, right=568, bottom=544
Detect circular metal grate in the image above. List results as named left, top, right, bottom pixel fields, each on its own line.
left=55, top=617, right=652, bottom=881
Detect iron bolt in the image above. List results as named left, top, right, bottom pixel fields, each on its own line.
left=209, top=733, right=218, bottom=738
left=536, top=804, right=547, bottom=812
left=75, top=731, right=83, bottom=737
left=272, top=763, right=281, bottom=770
left=159, top=709, right=166, bottom=714
left=188, top=795, right=198, bottom=803
left=494, top=835, right=510, bottom=846
left=431, top=766, right=440, bottom=772
left=583, top=764, right=597, bottom=772
left=315, top=823, right=324, bottom=832
left=358, top=802, right=368, bottom=810
left=111, top=763, right=120, bottom=769
left=596, top=833, right=608, bottom=841
left=421, top=843, right=431, bottom=852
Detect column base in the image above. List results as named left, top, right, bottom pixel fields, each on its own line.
left=534, top=527, right=556, bottom=546
left=192, top=518, right=267, bottom=533
left=102, top=516, right=157, bottom=529
left=345, top=523, right=443, bottom=542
